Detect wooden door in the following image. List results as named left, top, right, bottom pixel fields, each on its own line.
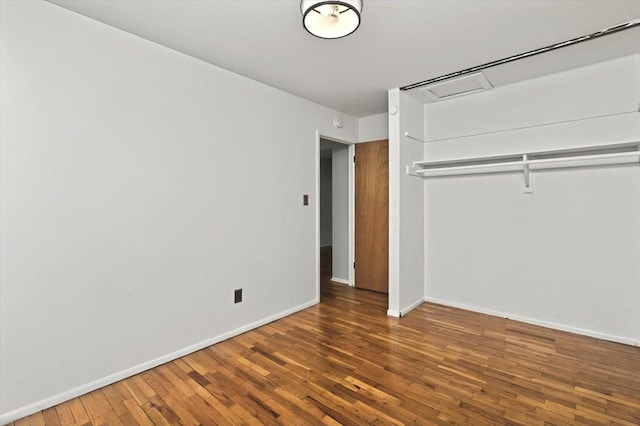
left=355, top=139, right=389, bottom=293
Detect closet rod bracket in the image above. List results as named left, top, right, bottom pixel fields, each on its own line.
left=405, top=164, right=421, bottom=177
left=523, top=154, right=533, bottom=194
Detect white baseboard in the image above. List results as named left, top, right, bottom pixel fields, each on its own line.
left=330, top=277, right=351, bottom=286
left=387, top=298, right=425, bottom=318
left=426, top=297, right=639, bottom=347
left=0, top=298, right=319, bottom=425
left=400, top=297, right=425, bottom=317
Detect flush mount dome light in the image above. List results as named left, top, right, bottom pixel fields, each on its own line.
left=301, top=0, right=363, bottom=39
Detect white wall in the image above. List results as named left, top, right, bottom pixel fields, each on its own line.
left=0, top=1, right=358, bottom=421
left=331, top=144, right=350, bottom=282
left=320, top=155, right=332, bottom=246
left=388, top=90, right=425, bottom=317
left=359, top=112, right=389, bottom=142
left=422, top=55, right=640, bottom=345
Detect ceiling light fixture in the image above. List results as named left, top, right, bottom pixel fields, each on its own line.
left=301, top=1, right=363, bottom=39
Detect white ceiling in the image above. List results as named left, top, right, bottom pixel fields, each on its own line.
left=50, top=0, right=640, bottom=117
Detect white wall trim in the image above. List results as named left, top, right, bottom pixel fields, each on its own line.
left=348, top=143, right=355, bottom=287
left=387, top=88, right=401, bottom=317
left=400, top=297, right=425, bottom=317
left=315, top=130, right=321, bottom=304
left=426, top=297, right=639, bottom=347
left=0, top=298, right=319, bottom=425
left=330, top=277, right=350, bottom=286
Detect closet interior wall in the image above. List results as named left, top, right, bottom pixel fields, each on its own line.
left=419, top=54, right=640, bottom=345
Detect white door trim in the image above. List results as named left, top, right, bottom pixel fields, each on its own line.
left=316, top=132, right=355, bottom=302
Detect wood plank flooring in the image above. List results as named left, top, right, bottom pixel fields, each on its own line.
left=12, top=249, right=640, bottom=424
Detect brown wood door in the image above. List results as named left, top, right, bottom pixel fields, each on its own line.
left=355, top=139, right=389, bottom=293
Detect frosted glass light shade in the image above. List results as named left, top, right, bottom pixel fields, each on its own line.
left=301, top=1, right=363, bottom=39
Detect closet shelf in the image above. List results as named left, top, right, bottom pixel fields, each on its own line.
left=406, top=141, right=640, bottom=193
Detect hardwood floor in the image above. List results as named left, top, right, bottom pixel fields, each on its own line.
left=12, top=251, right=640, bottom=425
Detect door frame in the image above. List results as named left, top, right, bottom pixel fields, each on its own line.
left=315, top=131, right=355, bottom=301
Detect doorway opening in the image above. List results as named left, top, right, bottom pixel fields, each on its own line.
left=315, top=133, right=389, bottom=305
left=318, top=137, right=353, bottom=294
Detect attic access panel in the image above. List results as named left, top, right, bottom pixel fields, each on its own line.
left=417, top=72, right=493, bottom=102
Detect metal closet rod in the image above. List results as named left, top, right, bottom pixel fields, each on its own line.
left=400, top=18, right=640, bottom=91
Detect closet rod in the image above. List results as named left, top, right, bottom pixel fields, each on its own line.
left=527, top=151, right=640, bottom=167
left=400, top=18, right=640, bottom=91
left=415, top=160, right=523, bottom=174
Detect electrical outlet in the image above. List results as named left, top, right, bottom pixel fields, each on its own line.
left=234, top=288, right=242, bottom=304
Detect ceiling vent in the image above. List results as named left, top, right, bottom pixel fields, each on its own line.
left=417, top=72, right=493, bottom=102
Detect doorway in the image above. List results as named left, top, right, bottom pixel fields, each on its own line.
left=318, top=137, right=353, bottom=289
left=316, top=135, right=390, bottom=299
